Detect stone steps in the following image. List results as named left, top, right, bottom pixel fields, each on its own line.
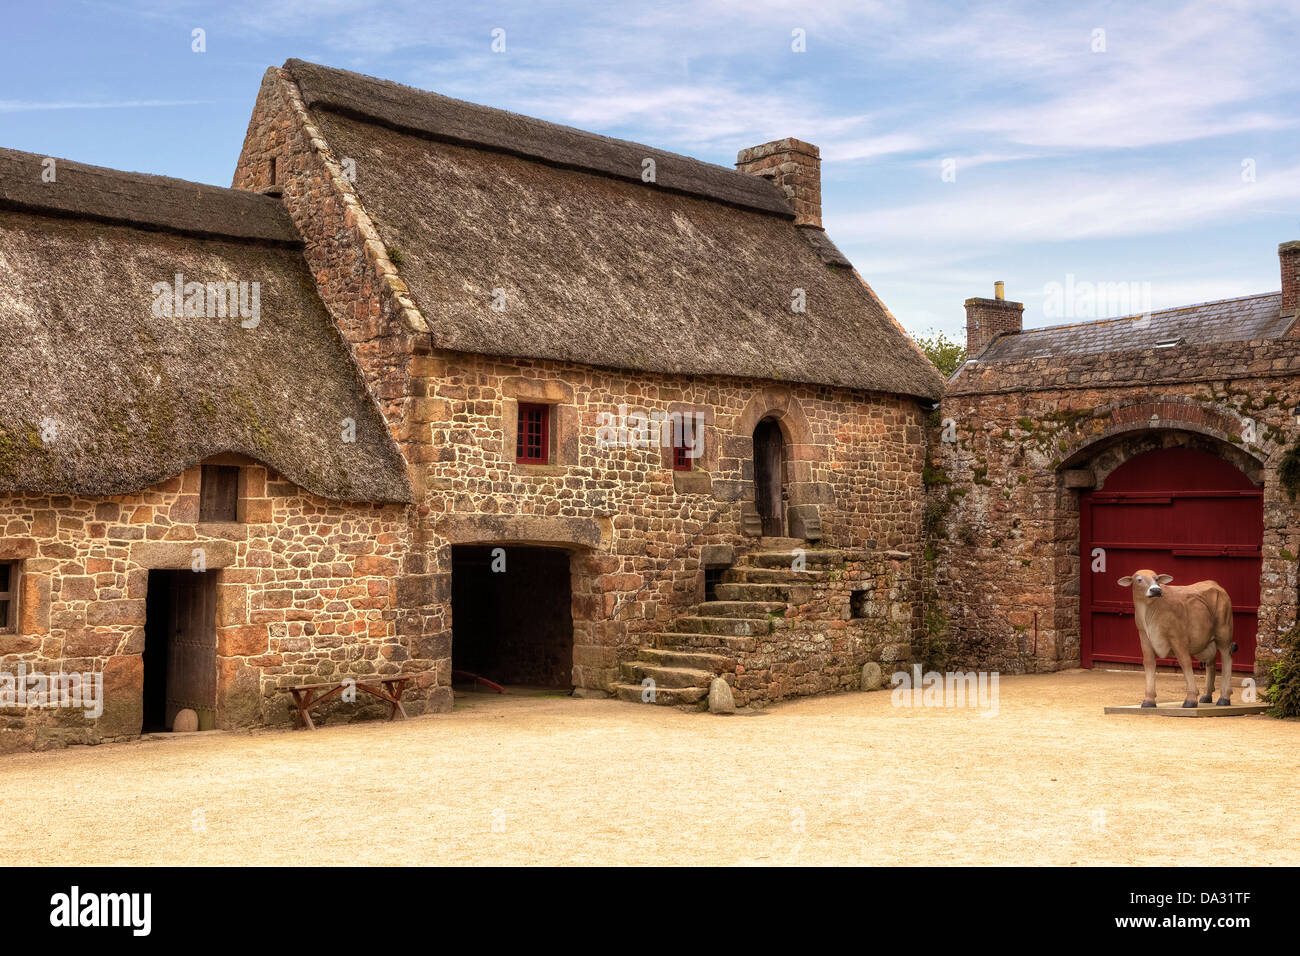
left=615, top=544, right=833, bottom=710
left=618, top=662, right=716, bottom=688
left=636, top=647, right=733, bottom=672
left=654, top=630, right=758, bottom=653
left=722, top=567, right=825, bottom=585
left=671, top=615, right=772, bottom=637
left=741, top=549, right=844, bottom=569
left=694, top=600, right=786, bottom=618
left=612, top=682, right=708, bottom=707
left=714, top=581, right=814, bottom=604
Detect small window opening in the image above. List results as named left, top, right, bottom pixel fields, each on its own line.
left=516, top=403, right=551, bottom=464
left=199, top=465, right=240, bottom=522
left=0, top=561, right=18, bottom=632
left=673, top=417, right=697, bottom=471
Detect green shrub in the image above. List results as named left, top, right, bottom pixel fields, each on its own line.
left=1267, top=624, right=1300, bottom=718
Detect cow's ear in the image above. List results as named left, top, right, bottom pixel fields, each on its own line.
left=1117, top=576, right=1133, bottom=587
left=1157, top=574, right=1173, bottom=585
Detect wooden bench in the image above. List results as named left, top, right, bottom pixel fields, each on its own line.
left=284, top=675, right=414, bottom=730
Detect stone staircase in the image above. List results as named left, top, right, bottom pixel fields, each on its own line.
left=613, top=539, right=844, bottom=708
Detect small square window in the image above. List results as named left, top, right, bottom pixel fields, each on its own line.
left=200, top=465, right=240, bottom=522
left=0, top=561, right=19, bottom=633
left=516, top=403, right=551, bottom=464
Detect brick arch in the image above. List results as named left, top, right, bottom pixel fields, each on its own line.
left=1057, top=398, right=1265, bottom=479
left=735, top=387, right=815, bottom=450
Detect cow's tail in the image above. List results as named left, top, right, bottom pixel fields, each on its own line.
left=1230, top=642, right=1239, bottom=654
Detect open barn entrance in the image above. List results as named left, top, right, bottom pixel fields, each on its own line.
left=451, top=545, right=574, bottom=693
left=142, top=570, right=218, bottom=732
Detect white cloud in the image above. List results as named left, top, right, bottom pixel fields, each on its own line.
left=834, top=162, right=1300, bottom=245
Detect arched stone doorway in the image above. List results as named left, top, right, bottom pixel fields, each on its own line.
left=753, top=417, right=786, bottom=536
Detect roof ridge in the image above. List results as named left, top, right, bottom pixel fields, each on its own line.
left=0, top=146, right=300, bottom=245
left=282, top=59, right=794, bottom=219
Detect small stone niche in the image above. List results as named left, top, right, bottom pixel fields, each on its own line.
left=850, top=589, right=871, bottom=619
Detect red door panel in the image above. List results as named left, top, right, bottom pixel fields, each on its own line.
left=1080, top=447, right=1261, bottom=671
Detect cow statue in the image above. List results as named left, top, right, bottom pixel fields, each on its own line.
left=1117, top=570, right=1236, bottom=708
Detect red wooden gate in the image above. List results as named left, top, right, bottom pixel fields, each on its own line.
left=1080, top=447, right=1261, bottom=670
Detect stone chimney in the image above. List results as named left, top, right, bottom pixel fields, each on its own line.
left=736, top=138, right=821, bottom=227
left=965, top=282, right=1024, bottom=357
left=1280, top=241, right=1300, bottom=316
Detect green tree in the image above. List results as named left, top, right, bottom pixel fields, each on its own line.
left=911, top=331, right=966, bottom=377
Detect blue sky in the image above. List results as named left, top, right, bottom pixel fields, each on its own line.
left=4, top=0, right=1298, bottom=340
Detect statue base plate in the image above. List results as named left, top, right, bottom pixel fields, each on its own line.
left=1104, top=701, right=1270, bottom=717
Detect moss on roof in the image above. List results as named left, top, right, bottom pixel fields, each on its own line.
left=302, top=102, right=944, bottom=399
left=0, top=195, right=410, bottom=502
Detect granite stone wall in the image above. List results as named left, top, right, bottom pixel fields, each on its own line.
left=0, top=462, right=438, bottom=752
left=931, top=337, right=1300, bottom=679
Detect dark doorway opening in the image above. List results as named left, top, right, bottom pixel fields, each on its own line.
left=753, top=417, right=786, bottom=537
left=143, top=570, right=218, bottom=732
left=451, top=545, right=574, bottom=690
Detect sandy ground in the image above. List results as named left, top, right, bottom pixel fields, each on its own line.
left=1, top=669, right=1295, bottom=866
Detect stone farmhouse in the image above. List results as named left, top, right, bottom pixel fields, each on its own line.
left=934, top=245, right=1300, bottom=684
left=4, top=60, right=1295, bottom=753
left=1, top=60, right=946, bottom=751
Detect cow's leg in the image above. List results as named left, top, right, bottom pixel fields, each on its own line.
left=1139, top=635, right=1158, bottom=707
left=1216, top=640, right=1233, bottom=706
left=1201, top=652, right=1215, bottom=704
left=1172, top=644, right=1199, bottom=707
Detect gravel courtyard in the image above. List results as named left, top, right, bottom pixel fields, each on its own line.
left=2, top=669, right=1295, bottom=866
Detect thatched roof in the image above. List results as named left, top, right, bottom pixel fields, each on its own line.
left=285, top=61, right=944, bottom=399
left=0, top=148, right=298, bottom=244
left=0, top=148, right=410, bottom=502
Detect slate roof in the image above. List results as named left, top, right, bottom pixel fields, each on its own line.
left=977, top=292, right=1290, bottom=362
left=281, top=60, right=945, bottom=400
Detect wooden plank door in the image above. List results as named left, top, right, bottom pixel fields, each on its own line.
left=753, top=418, right=786, bottom=537
left=164, top=571, right=218, bottom=729
left=1080, top=447, right=1261, bottom=671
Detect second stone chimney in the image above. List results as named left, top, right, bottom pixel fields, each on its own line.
left=736, top=138, right=822, bottom=227
left=1280, top=241, right=1300, bottom=316
left=965, top=283, right=1024, bottom=357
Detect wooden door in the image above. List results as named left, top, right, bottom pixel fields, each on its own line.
left=753, top=418, right=785, bottom=537
left=1080, top=447, right=1261, bottom=670
left=164, top=571, right=218, bottom=729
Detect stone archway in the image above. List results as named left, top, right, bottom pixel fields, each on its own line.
left=1049, top=412, right=1267, bottom=670
left=735, top=389, right=828, bottom=540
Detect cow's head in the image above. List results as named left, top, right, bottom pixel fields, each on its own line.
left=1118, top=570, right=1173, bottom=599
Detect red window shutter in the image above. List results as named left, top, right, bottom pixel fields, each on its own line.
left=673, top=418, right=695, bottom=471
left=516, top=403, right=550, bottom=463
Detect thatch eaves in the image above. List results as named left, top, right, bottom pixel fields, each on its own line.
left=0, top=150, right=410, bottom=503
